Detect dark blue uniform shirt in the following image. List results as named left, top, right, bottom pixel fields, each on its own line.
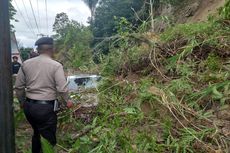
left=12, top=62, right=21, bottom=74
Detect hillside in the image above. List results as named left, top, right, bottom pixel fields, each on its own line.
left=81, top=1, right=230, bottom=152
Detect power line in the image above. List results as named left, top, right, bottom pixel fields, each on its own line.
left=28, top=0, right=40, bottom=34
left=37, top=0, right=41, bottom=34
left=45, top=0, right=49, bottom=35
left=13, top=0, right=36, bottom=37
left=20, top=0, right=37, bottom=36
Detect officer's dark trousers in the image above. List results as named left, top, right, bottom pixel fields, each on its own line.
left=24, top=101, right=57, bottom=153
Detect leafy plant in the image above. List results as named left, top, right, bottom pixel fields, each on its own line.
left=41, top=137, right=54, bottom=153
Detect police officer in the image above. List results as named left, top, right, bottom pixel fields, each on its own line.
left=15, top=37, right=73, bottom=153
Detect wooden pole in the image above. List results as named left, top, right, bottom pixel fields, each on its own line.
left=0, top=0, right=15, bottom=152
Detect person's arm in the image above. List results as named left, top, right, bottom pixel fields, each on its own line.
left=16, top=62, right=21, bottom=74
left=15, top=66, right=26, bottom=105
left=54, top=64, right=72, bottom=106
left=11, top=63, right=14, bottom=73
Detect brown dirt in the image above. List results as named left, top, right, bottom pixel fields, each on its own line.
left=189, top=0, right=226, bottom=22
left=16, top=121, right=32, bottom=153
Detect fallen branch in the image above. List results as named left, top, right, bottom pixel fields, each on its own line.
left=56, top=144, right=70, bottom=152
left=71, top=127, right=93, bottom=139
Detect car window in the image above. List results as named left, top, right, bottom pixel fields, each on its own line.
left=74, top=77, right=91, bottom=86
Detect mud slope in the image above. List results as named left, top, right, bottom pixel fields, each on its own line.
left=189, top=0, right=226, bottom=22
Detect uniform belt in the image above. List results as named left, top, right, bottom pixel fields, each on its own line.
left=26, top=98, right=55, bottom=105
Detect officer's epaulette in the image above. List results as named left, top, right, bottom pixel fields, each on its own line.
left=54, top=60, right=63, bottom=66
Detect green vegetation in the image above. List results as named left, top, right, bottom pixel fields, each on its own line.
left=53, top=12, right=94, bottom=69
left=9, top=0, right=17, bottom=30
left=19, top=47, right=33, bottom=61
left=15, top=0, right=230, bottom=152
left=41, top=137, right=55, bottom=153
left=92, top=0, right=145, bottom=38
left=220, top=0, right=230, bottom=19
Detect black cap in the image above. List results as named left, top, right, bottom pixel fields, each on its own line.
left=35, top=37, right=53, bottom=46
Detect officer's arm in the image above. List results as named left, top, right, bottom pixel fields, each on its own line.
left=54, top=65, right=69, bottom=102
left=15, top=66, right=26, bottom=104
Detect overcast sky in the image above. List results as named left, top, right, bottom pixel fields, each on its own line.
left=12, top=0, right=91, bottom=47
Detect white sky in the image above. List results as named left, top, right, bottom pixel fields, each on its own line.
left=12, top=0, right=91, bottom=47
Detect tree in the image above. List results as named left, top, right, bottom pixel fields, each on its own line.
left=53, top=13, right=93, bottom=68
left=9, top=0, right=17, bottom=31
left=92, top=0, right=145, bottom=38
left=82, top=0, right=99, bottom=23
left=53, top=12, right=70, bottom=38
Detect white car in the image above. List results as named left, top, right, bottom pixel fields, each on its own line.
left=67, top=74, right=101, bottom=91
left=67, top=74, right=101, bottom=107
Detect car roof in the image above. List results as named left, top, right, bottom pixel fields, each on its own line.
left=67, top=74, right=100, bottom=79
